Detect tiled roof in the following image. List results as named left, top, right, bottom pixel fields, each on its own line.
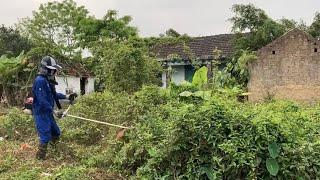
left=59, top=61, right=93, bottom=77
left=152, top=34, right=236, bottom=61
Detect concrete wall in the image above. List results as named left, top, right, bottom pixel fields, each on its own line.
left=161, top=72, right=167, bottom=88
left=85, top=78, right=95, bottom=94
left=248, top=29, right=320, bottom=103
left=56, top=76, right=94, bottom=95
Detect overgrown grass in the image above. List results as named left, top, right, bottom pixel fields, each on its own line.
left=1, top=85, right=320, bottom=179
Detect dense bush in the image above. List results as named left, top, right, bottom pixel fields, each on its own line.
left=94, top=39, right=162, bottom=93
left=60, top=91, right=139, bottom=145
left=2, top=85, right=320, bottom=179
left=61, top=85, right=169, bottom=145
left=0, top=108, right=35, bottom=140
left=55, top=84, right=320, bottom=178
left=82, top=86, right=320, bottom=179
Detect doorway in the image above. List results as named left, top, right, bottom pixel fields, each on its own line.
left=80, top=77, right=88, bottom=95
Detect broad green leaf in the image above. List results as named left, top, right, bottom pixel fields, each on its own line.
left=193, top=90, right=212, bottom=100
left=266, top=158, right=279, bottom=176
left=268, top=142, right=280, bottom=158
left=179, top=91, right=193, bottom=97
left=192, top=66, right=208, bottom=87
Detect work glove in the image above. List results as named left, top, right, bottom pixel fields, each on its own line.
left=54, top=110, right=64, bottom=119
left=66, top=93, right=78, bottom=104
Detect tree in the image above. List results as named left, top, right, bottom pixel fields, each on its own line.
left=278, top=18, right=307, bottom=31
left=76, top=10, right=138, bottom=72
left=76, top=10, right=139, bottom=82
left=164, top=28, right=181, bottom=38
left=19, top=0, right=89, bottom=58
left=309, top=12, right=320, bottom=38
left=227, top=4, right=287, bottom=87
left=0, top=25, right=32, bottom=57
left=278, top=18, right=297, bottom=30
left=96, top=38, right=161, bottom=93
left=230, top=4, right=287, bottom=52
left=77, top=10, right=138, bottom=50
left=230, top=4, right=269, bottom=32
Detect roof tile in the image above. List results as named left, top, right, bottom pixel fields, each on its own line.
left=153, top=34, right=236, bottom=60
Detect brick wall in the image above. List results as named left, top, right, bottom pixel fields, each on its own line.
left=248, top=29, right=320, bottom=103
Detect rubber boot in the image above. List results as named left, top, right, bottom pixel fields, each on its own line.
left=50, top=136, right=60, bottom=148
left=36, top=143, right=47, bottom=160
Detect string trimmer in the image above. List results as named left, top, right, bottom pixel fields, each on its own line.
left=60, top=105, right=132, bottom=140
left=61, top=105, right=132, bottom=129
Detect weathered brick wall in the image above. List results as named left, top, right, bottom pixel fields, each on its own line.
left=248, top=29, right=320, bottom=103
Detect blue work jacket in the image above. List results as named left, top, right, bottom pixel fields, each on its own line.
left=32, top=75, right=65, bottom=115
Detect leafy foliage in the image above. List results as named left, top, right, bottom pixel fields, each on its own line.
left=309, top=12, right=320, bottom=38
left=19, top=0, right=89, bottom=57
left=1, top=85, right=320, bottom=179
left=94, top=39, right=162, bottom=93
left=231, top=4, right=286, bottom=52
left=0, top=108, right=35, bottom=140
left=227, top=4, right=318, bottom=89
left=108, top=89, right=314, bottom=178
left=1, top=2, right=320, bottom=179
left=0, top=53, right=36, bottom=105
left=0, top=25, right=32, bottom=57
left=55, top=85, right=320, bottom=179
left=61, top=91, right=139, bottom=145
left=230, top=4, right=269, bottom=32
left=192, top=66, right=208, bottom=88
left=225, top=4, right=297, bottom=88
left=223, top=50, right=257, bottom=87
left=163, top=28, right=181, bottom=38
left=77, top=10, right=138, bottom=49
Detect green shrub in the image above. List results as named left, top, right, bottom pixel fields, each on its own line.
left=134, top=85, right=169, bottom=108
left=168, top=82, right=199, bottom=98
left=99, top=88, right=320, bottom=179
left=57, top=85, right=320, bottom=179
left=61, top=91, right=142, bottom=145
left=0, top=108, right=35, bottom=141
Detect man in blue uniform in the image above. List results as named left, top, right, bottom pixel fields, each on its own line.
left=32, top=56, right=66, bottom=160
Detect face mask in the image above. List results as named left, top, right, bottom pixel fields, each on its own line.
left=48, top=69, right=57, bottom=76
left=47, top=72, right=58, bottom=85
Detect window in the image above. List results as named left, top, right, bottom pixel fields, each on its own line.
left=272, top=51, right=276, bottom=55
left=315, top=48, right=318, bottom=53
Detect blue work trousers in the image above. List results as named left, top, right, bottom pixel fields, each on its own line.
left=34, top=113, right=60, bottom=144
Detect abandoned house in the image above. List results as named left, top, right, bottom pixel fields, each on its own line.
left=248, top=28, right=320, bottom=103
left=55, top=62, right=94, bottom=96
left=153, top=34, right=235, bottom=87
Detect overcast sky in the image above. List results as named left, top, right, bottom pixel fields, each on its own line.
left=1, top=0, right=319, bottom=37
